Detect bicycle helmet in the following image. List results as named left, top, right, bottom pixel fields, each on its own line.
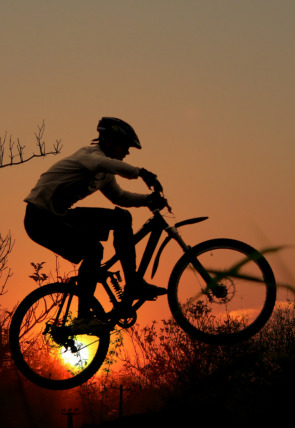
left=93, top=117, right=141, bottom=149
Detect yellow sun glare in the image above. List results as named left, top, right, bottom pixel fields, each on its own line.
left=60, top=339, right=90, bottom=369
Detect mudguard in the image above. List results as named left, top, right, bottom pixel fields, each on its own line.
left=151, top=216, right=208, bottom=278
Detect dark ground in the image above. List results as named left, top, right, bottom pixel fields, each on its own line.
left=81, top=359, right=295, bottom=428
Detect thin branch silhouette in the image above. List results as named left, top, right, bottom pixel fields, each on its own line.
left=0, top=232, right=14, bottom=296
left=0, top=121, right=62, bottom=168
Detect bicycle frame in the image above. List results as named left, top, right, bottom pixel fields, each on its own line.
left=54, top=210, right=213, bottom=328
left=102, top=211, right=207, bottom=274
left=100, top=210, right=213, bottom=298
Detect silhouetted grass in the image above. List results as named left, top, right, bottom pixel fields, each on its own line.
left=1, top=304, right=294, bottom=427
left=101, top=303, right=295, bottom=427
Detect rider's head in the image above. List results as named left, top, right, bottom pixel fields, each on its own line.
left=92, top=117, right=141, bottom=160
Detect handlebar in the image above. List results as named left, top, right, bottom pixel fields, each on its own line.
left=151, top=178, right=163, bottom=194
left=139, top=169, right=172, bottom=212
left=149, top=179, right=172, bottom=213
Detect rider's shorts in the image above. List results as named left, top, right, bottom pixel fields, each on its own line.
left=24, top=203, right=112, bottom=264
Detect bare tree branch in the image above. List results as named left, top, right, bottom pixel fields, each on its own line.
left=0, top=232, right=14, bottom=296
left=0, top=123, right=62, bottom=297
left=0, top=121, right=62, bottom=168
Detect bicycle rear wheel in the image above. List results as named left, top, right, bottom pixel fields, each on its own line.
left=168, top=239, right=276, bottom=345
left=9, top=283, right=110, bottom=390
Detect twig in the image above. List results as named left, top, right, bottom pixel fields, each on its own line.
left=0, top=121, right=62, bottom=168
left=0, top=232, right=14, bottom=296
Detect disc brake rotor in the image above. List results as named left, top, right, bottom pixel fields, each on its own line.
left=207, top=277, right=236, bottom=304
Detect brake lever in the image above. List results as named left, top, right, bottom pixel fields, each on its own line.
left=149, top=178, right=173, bottom=214
left=166, top=201, right=173, bottom=214
left=152, top=179, right=163, bottom=193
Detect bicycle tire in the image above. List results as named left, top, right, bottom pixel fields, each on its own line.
left=168, top=239, right=276, bottom=345
left=9, top=283, right=110, bottom=390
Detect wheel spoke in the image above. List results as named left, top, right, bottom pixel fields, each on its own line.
left=9, top=283, right=110, bottom=389
left=168, top=239, right=276, bottom=344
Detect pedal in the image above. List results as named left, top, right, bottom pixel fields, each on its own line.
left=144, top=295, right=158, bottom=301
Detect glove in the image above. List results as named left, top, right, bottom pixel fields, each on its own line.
left=147, top=193, right=167, bottom=211
left=139, top=168, right=163, bottom=192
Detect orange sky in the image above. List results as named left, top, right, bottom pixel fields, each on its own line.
left=1, top=1, right=294, bottom=325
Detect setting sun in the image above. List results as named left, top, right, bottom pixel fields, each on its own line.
left=60, top=339, right=90, bottom=369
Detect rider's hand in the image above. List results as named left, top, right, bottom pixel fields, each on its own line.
left=147, top=193, right=167, bottom=211
left=139, top=168, right=163, bottom=192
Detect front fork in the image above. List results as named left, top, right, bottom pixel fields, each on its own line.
left=168, top=226, right=221, bottom=296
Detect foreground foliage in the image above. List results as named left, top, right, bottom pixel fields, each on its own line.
left=115, top=303, right=295, bottom=424
left=1, top=302, right=294, bottom=426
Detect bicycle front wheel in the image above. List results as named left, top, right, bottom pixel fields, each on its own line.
left=168, top=239, right=276, bottom=345
left=9, top=283, right=110, bottom=390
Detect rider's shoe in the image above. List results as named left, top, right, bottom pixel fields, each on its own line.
left=68, top=317, right=109, bottom=335
left=125, top=278, right=167, bottom=301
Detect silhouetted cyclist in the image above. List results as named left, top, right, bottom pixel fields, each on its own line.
left=24, top=117, right=167, bottom=332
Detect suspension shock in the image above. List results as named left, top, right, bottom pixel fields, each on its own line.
left=109, top=271, right=124, bottom=300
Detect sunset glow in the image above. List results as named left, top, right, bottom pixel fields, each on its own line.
left=1, top=4, right=295, bottom=427
left=1, top=0, right=294, bottom=342
left=60, top=339, right=90, bottom=370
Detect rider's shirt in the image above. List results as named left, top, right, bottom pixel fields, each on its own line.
left=24, top=145, right=148, bottom=215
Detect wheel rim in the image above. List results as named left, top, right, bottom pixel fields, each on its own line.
left=170, top=241, right=276, bottom=344
left=11, top=286, right=110, bottom=388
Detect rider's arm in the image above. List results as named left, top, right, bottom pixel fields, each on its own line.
left=77, top=146, right=141, bottom=180
left=78, top=146, right=166, bottom=208
left=101, top=176, right=167, bottom=210
left=100, top=176, right=149, bottom=207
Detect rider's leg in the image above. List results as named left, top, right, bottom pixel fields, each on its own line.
left=25, top=204, right=166, bottom=310
left=77, top=241, right=104, bottom=318
left=24, top=204, right=106, bottom=319
left=112, top=207, right=137, bottom=285
left=111, top=208, right=167, bottom=299
left=65, top=206, right=137, bottom=285
left=24, top=203, right=88, bottom=265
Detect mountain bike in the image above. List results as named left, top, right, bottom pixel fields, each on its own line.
left=9, top=184, right=276, bottom=390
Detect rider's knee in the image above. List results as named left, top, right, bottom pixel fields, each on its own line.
left=114, top=207, right=132, bottom=228
left=83, top=240, right=104, bottom=263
